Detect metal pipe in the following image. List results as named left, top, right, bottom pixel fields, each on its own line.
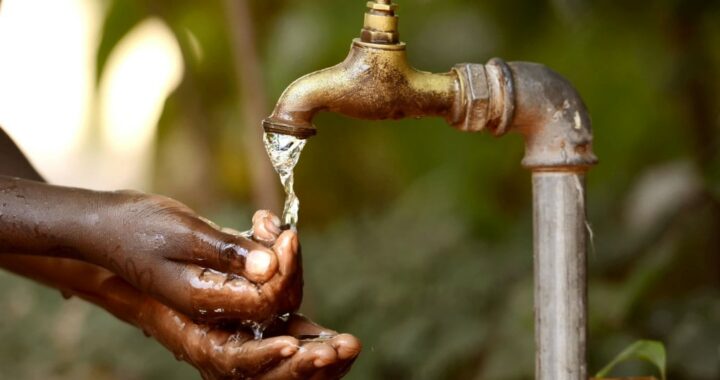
left=533, top=171, right=588, bottom=380
left=501, top=62, right=594, bottom=379
left=263, top=2, right=597, bottom=378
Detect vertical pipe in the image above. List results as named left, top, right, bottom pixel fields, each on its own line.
left=532, top=171, right=588, bottom=380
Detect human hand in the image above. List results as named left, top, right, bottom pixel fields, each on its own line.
left=89, top=196, right=302, bottom=323
left=139, top=304, right=361, bottom=380
left=0, top=177, right=300, bottom=323
left=0, top=252, right=357, bottom=380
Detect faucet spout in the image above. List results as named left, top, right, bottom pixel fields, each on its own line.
left=263, top=40, right=463, bottom=139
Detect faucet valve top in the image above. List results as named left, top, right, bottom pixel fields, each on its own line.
left=362, top=1, right=400, bottom=44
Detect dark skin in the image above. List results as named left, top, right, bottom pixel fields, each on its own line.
left=0, top=127, right=361, bottom=379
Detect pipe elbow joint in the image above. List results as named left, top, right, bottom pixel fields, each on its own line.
left=508, top=61, right=597, bottom=170
left=455, top=59, right=597, bottom=170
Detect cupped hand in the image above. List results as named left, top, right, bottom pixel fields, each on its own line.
left=138, top=301, right=361, bottom=380
left=92, top=193, right=302, bottom=323
left=0, top=240, right=358, bottom=380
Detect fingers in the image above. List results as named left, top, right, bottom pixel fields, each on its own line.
left=186, top=220, right=279, bottom=284
left=214, top=237, right=278, bottom=284
left=185, top=264, right=271, bottom=321
left=151, top=233, right=301, bottom=322
left=327, top=334, right=362, bottom=361
left=252, top=210, right=282, bottom=245
left=140, top=210, right=298, bottom=323
left=244, top=247, right=278, bottom=283
left=260, top=341, right=338, bottom=380
left=303, top=335, right=361, bottom=380
left=287, top=314, right=338, bottom=337
left=176, top=211, right=283, bottom=284
left=264, top=229, right=303, bottom=312
left=144, top=261, right=267, bottom=322
left=219, top=335, right=300, bottom=375
left=287, top=315, right=361, bottom=362
left=273, top=230, right=299, bottom=277
left=258, top=332, right=361, bottom=380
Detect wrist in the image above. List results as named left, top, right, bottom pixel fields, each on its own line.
left=77, top=189, right=140, bottom=268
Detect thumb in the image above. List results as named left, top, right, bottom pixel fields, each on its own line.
left=184, top=220, right=279, bottom=284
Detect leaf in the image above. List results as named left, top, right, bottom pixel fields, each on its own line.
left=595, top=340, right=666, bottom=380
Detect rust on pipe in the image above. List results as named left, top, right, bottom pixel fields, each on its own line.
left=263, top=2, right=598, bottom=379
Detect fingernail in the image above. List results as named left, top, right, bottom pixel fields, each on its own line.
left=246, top=250, right=272, bottom=277
left=252, top=210, right=270, bottom=224
left=269, top=214, right=281, bottom=229
left=265, top=217, right=281, bottom=235
left=314, top=358, right=332, bottom=368
left=281, top=345, right=297, bottom=357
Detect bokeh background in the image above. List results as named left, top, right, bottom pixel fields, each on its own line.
left=1, top=0, right=719, bottom=379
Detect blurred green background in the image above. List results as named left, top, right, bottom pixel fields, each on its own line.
left=1, top=0, right=719, bottom=379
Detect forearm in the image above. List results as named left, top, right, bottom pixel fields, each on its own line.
left=0, top=255, right=240, bottom=369
left=0, top=176, right=112, bottom=261
left=0, top=255, right=144, bottom=326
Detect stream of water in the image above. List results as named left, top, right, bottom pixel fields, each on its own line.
left=263, top=132, right=307, bottom=227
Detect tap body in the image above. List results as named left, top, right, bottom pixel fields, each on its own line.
left=263, top=39, right=462, bottom=139
left=263, top=48, right=597, bottom=170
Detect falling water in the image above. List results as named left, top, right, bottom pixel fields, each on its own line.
left=263, top=132, right=307, bottom=227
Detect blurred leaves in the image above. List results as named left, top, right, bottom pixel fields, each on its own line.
left=95, top=0, right=147, bottom=84
left=595, top=340, right=666, bottom=380
left=1, top=0, right=720, bottom=379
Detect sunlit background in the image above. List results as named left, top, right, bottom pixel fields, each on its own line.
left=0, top=0, right=719, bottom=379
left=0, top=0, right=181, bottom=190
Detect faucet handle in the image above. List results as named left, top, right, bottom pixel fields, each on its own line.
left=361, top=1, right=400, bottom=44
left=366, top=0, right=397, bottom=12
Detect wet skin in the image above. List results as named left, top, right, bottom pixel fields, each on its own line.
left=0, top=227, right=361, bottom=380
left=0, top=179, right=304, bottom=323
left=0, top=127, right=361, bottom=378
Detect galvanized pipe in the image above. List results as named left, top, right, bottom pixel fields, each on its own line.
left=533, top=171, right=588, bottom=380
left=262, top=4, right=598, bottom=378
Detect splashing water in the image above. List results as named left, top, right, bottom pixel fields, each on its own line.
left=263, top=132, right=307, bottom=227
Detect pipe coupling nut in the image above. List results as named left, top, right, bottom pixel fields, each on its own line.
left=452, top=58, right=515, bottom=135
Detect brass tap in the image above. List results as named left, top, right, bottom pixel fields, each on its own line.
left=262, top=0, right=465, bottom=139
left=263, top=1, right=597, bottom=170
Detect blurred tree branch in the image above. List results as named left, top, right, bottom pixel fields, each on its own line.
left=223, top=0, right=280, bottom=212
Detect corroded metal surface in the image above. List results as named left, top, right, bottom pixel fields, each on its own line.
left=263, top=39, right=461, bottom=138
left=263, top=40, right=597, bottom=171
left=507, top=62, right=597, bottom=170
left=264, top=2, right=599, bottom=379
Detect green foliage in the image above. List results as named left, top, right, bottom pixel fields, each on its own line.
left=596, top=340, right=667, bottom=380
left=95, top=0, right=147, bottom=84
left=1, top=0, right=720, bottom=379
